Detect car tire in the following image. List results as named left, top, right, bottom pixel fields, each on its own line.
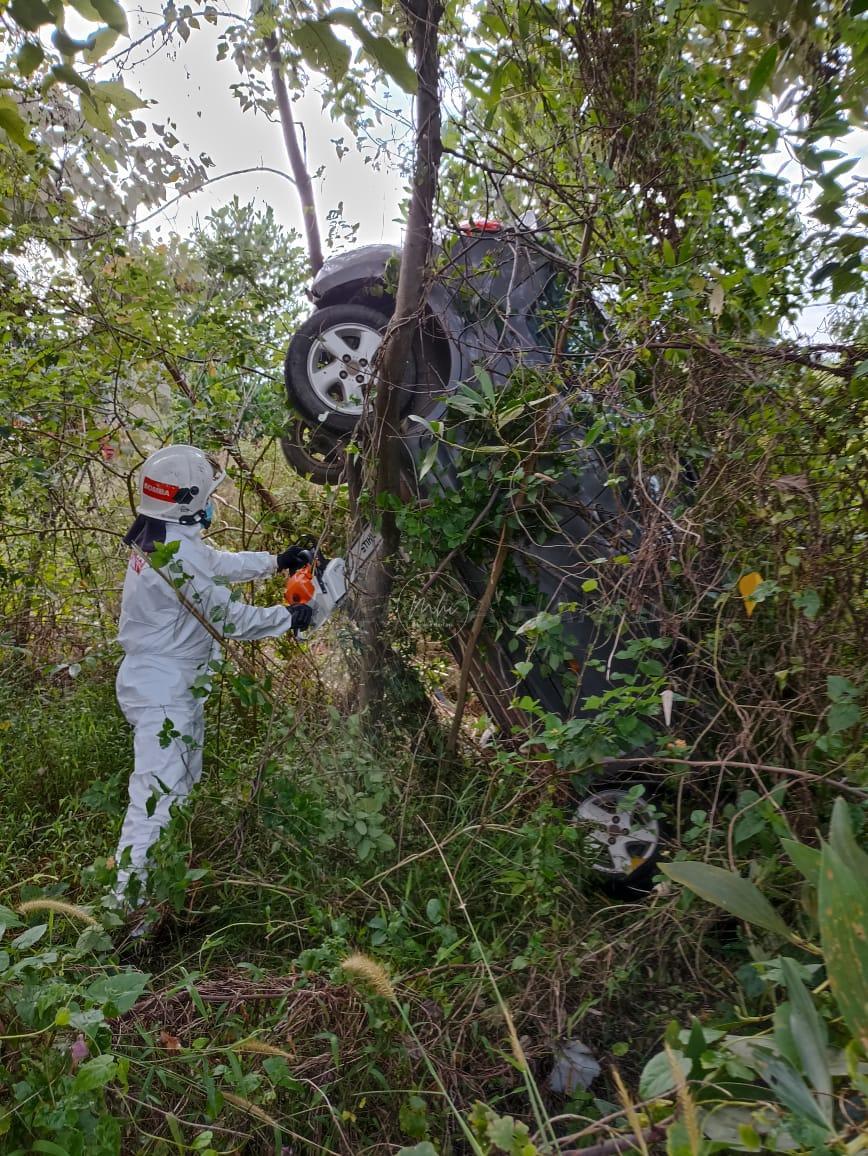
left=285, top=304, right=419, bottom=434
left=574, top=785, right=662, bottom=889
left=279, top=419, right=348, bottom=486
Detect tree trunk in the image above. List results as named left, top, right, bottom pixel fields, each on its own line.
left=354, top=0, right=443, bottom=712
left=264, top=31, right=324, bottom=276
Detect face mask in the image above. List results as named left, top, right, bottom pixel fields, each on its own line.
left=201, top=502, right=214, bottom=529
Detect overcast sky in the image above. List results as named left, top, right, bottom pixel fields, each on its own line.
left=106, top=5, right=408, bottom=249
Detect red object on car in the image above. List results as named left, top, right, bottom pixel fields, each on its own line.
left=459, top=217, right=503, bottom=235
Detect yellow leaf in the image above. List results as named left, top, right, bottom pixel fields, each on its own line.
left=738, top=571, right=763, bottom=618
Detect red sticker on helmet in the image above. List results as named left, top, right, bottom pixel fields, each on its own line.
left=142, top=476, right=179, bottom=502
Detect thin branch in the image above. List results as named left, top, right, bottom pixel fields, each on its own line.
left=559, top=1122, right=669, bottom=1156
left=600, top=756, right=867, bottom=799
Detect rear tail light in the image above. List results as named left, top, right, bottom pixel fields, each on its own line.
left=458, top=217, right=503, bottom=235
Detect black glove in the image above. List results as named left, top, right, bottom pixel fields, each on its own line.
left=287, top=602, right=313, bottom=636
left=277, top=546, right=311, bottom=574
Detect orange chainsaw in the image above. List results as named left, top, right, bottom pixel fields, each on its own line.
left=284, top=551, right=348, bottom=635
left=283, top=527, right=381, bottom=636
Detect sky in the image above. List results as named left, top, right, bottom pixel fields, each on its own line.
left=101, top=5, right=409, bottom=250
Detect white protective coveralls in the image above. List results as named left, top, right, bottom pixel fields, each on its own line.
left=114, top=522, right=294, bottom=896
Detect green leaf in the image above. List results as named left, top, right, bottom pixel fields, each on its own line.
left=293, top=20, right=352, bottom=85
left=84, top=26, right=121, bottom=63
left=661, top=238, right=676, bottom=266
left=51, top=63, right=90, bottom=95
left=666, top=1121, right=695, bottom=1156
left=32, top=1141, right=74, bottom=1156
left=0, top=905, right=23, bottom=931
left=746, top=44, right=778, bottom=101
left=417, top=439, right=438, bottom=480
left=327, top=9, right=417, bottom=93
left=683, top=1017, right=708, bottom=1062
left=793, top=588, right=820, bottom=620
left=828, top=798, right=868, bottom=879
left=69, top=0, right=103, bottom=19
left=826, top=702, right=860, bottom=733
left=91, top=0, right=128, bottom=34
left=780, top=839, right=820, bottom=884
left=396, top=1145, right=438, bottom=1156
left=11, top=922, right=47, bottom=949
left=80, top=91, right=115, bottom=134
left=742, top=1044, right=831, bottom=1131
left=92, top=80, right=146, bottom=113
left=488, top=1114, right=531, bottom=1148
left=639, top=1048, right=689, bottom=1098
left=661, top=861, right=793, bottom=938
left=71, top=1052, right=118, bottom=1093
left=8, top=0, right=54, bottom=32
left=779, top=957, right=831, bottom=1113
left=425, top=897, right=442, bottom=923
left=16, top=40, right=45, bottom=77
left=87, top=970, right=150, bottom=1014
left=827, top=675, right=858, bottom=702
left=150, top=538, right=181, bottom=569
left=738, top=1122, right=762, bottom=1151
left=0, top=97, right=33, bottom=150
left=52, top=27, right=89, bottom=55
left=773, top=1001, right=800, bottom=1068
left=819, top=843, right=868, bottom=1049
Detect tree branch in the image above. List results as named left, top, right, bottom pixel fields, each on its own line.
left=447, top=522, right=509, bottom=754
left=559, top=1122, right=668, bottom=1156
left=264, top=31, right=323, bottom=275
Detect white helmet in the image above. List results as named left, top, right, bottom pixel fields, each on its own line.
left=136, top=445, right=226, bottom=524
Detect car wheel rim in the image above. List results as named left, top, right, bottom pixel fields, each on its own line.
left=575, top=789, right=660, bottom=878
left=307, top=322, right=383, bottom=416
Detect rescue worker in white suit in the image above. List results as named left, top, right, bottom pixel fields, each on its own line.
left=114, top=444, right=312, bottom=903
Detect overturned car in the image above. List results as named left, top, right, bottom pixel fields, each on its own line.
left=280, top=218, right=667, bottom=884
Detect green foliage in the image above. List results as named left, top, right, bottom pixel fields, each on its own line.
left=661, top=860, right=796, bottom=940
left=654, top=805, right=868, bottom=1151
left=445, top=0, right=868, bottom=310
left=0, top=0, right=866, bottom=1151
left=819, top=802, right=868, bottom=1049
left=468, top=1101, right=537, bottom=1154
left=0, top=666, right=630, bottom=1151
left=0, top=0, right=141, bottom=151
left=0, top=899, right=133, bottom=1153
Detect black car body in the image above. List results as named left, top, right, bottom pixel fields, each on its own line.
left=281, top=219, right=663, bottom=882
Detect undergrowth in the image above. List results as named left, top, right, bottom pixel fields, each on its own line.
left=0, top=660, right=742, bottom=1153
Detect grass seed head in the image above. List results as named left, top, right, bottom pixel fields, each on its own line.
left=341, top=953, right=396, bottom=1001
left=17, top=899, right=100, bottom=928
